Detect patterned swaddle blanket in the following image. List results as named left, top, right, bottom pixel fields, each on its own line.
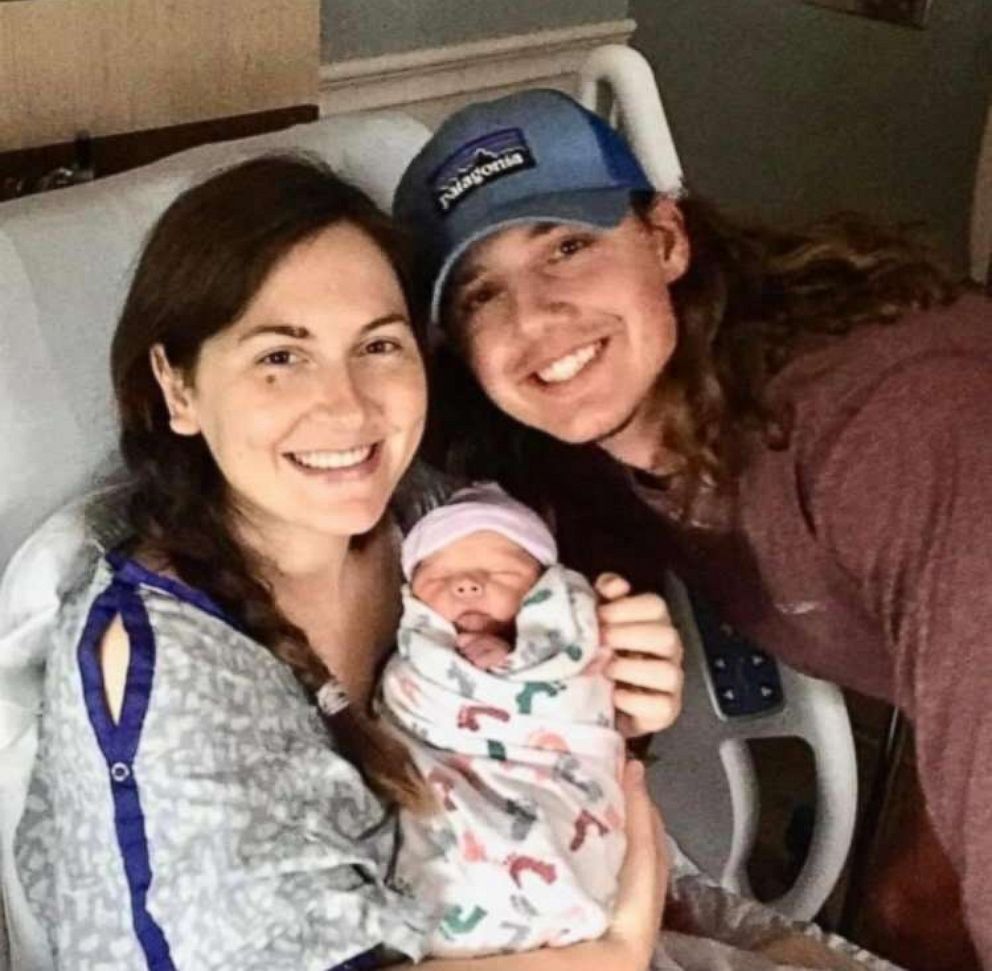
left=380, top=563, right=627, bottom=958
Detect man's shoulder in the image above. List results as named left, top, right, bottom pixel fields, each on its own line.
left=775, top=294, right=991, bottom=447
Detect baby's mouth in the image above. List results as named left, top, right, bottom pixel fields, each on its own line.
left=454, top=611, right=514, bottom=638
left=454, top=611, right=495, bottom=633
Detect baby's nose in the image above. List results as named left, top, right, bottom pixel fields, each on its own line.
left=451, top=574, right=484, bottom=598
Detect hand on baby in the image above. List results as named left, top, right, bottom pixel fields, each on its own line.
left=596, top=572, right=685, bottom=738
left=455, top=631, right=513, bottom=671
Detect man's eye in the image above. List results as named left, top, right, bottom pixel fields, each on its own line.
left=555, top=234, right=593, bottom=259
left=459, top=284, right=499, bottom=317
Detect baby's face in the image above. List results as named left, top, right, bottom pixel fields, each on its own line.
left=411, top=530, right=542, bottom=636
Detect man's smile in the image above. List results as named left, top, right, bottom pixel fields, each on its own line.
left=533, top=339, right=607, bottom=385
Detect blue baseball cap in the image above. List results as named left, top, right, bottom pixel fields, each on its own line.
left=393, top=89, right=653, bottom=332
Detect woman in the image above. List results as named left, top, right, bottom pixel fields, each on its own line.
left=5, top=154, right=675, bottom=970
left=393, top=90, right=992, bottom=967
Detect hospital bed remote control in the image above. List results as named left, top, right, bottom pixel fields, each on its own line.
left=688, top=590, right=785, bottom=719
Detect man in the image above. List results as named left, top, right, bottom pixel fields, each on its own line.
left=394, top=89, right=992, bottom=967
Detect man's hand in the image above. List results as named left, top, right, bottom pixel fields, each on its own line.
left=596, top=572, right=684, bottom=738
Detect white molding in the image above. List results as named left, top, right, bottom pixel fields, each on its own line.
left=319, top=19, right=636, bottom=125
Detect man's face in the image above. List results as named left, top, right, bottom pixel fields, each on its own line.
left=443, top=200, right=688, bottom=457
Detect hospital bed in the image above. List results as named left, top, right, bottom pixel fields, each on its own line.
left=0, top=44, right=859, bottom=966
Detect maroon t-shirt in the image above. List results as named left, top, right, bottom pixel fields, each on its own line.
left=550, top=294, right=992, bottom=962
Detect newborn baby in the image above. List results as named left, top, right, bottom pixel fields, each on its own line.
left=409, top=509, right=543, bottom=672
left=380, top=483, right=626, bottom=958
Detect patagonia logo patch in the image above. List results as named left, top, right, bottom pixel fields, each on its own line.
left=430, top=128, right=536, bottom=216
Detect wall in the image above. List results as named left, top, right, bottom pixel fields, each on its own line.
left=321, top=0, right=629, bottom=60
left=0, top=0, right=318, bottom=152
left=631, top=0, right=991, bottom=269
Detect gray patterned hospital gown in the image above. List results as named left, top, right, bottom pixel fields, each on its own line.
left=14, top=552, right=430, bottom=970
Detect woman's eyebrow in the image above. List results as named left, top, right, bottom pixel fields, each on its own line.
left=237, top=323, right=311, bottom=344
left=236, top=314, right=407, bottom=344
left=359, top=313, right=409, bottom=335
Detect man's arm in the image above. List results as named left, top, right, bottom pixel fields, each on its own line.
left=812, top=354, right=992, bottom=964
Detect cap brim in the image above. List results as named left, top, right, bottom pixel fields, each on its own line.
left=428, top=187, right=635, bottom=331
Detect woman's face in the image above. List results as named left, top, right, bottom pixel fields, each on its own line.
left=154, top=222, right=427, bottom=541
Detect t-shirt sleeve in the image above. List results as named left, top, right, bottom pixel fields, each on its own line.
left=809, top=354, right=992, bottom=964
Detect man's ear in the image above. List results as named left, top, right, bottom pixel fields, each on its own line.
left=149, top=344, right=200, bottom=436
left=642, top=195, right=690, bottom=284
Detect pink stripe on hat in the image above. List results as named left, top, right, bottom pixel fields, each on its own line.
left=401, top=482, right=557, bottom=580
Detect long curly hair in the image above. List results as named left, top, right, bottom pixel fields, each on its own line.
left=111, top=154, right=431, bottom=812
left=429, top=194, right=960, bottom=510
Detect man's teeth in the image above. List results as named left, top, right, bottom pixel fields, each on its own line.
left=536, top=342, right=600, bottom=384
left=291, top=446, right=373, bottom=470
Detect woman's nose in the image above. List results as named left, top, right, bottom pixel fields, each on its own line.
left=451, top=574, right=484, bottom=598
left=313, top=366, right=367, bottom=426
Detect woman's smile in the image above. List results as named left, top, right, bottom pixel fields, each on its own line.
left=286, top=442, right=381, bottom=476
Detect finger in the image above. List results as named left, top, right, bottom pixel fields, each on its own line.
left=616, top=711, right=638, bottom=738
left=607, top=656, right=684, bottom=694
left=653, top=804, right=671, bottom=891
left=594, top=572, right=632, bottom=601
left=598, top=592, right=671, bottom=625
left=464, top=643, right=503, bottom=664
left=614, top=761, right=665, bottom=929
left=600, top=622, right=683, bottom=661
left=614, top=687, right=682, bottom=733
left=479, top=647, right=510, bottom=666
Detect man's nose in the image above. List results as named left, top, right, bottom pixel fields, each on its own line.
left=508, top=275, right=574, bottom=339
left=451, top=573, right=484, bottom=598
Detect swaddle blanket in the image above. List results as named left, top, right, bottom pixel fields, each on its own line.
left=380, top=563, right=626, bottom=958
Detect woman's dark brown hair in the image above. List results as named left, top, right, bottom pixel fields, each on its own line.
left=111, top=154, right=431, bottom=812
left=430, top=193, right=960, bottom=511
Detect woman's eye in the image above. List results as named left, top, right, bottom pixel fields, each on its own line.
left=258, top=349, right=299, bottom=367
left=364, top=338, right=402, bottom=355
